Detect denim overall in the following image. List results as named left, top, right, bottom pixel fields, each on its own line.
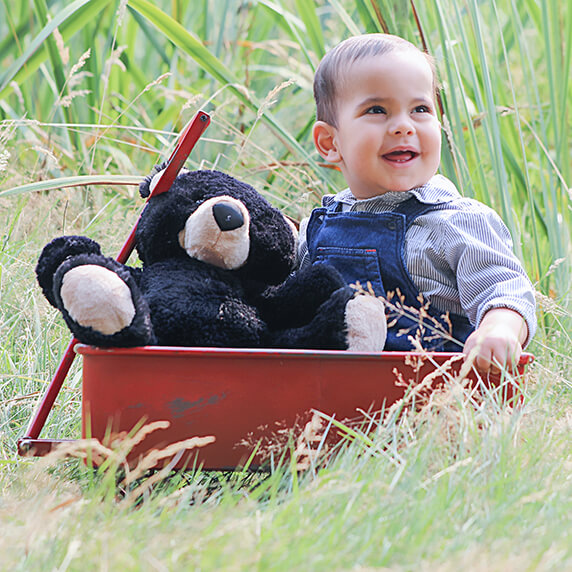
left=306, top=196, right=474, bottom=351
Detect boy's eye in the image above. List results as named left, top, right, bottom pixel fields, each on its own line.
left=366, top=105, right=386, bottom=115
left=413, top=104, right=431, bottom=113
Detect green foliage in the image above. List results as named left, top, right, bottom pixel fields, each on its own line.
left=0, top=0, right=569, bottom=302
left=0, top=1, right=570, bottom=569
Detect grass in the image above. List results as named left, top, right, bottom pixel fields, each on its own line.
left=1, top=0, right=571, bottom=570
left=1, top=365, right=570, bottom=570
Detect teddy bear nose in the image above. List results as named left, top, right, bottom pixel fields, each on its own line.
left=212, top=201, right=245, bottom=231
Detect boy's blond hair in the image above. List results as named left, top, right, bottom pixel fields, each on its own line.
left=313, top=33, right=437, bottom=127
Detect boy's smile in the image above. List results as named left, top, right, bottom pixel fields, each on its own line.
left=313, top=50, right=442, bottom=199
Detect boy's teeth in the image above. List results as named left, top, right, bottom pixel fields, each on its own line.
left=385, top=150, right=416, bottom=162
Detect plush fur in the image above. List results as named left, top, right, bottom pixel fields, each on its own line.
left=36, top=168, right=387, bottom=350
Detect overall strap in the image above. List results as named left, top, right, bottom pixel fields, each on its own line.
left=391, top=195, right=440, bottom=227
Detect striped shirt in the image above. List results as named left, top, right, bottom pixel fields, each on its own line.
left=298, top=175, right=537, bottom=346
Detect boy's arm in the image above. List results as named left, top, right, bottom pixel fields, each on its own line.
left=463, top=307, right=528, bottom=372
left=435, top=200, right=536, bottom=369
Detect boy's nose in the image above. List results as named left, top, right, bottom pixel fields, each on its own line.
left=390, top=115, right=415, bottom=136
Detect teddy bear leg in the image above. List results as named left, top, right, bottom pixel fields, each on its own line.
left=264, top=287, right=386, bottom=351
left=256, top=262, right=347, bottom=329
left=52, top=254, right=155, bottom=347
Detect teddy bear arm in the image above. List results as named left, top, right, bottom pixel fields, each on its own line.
left=263, top=286, right=353, bottom=349
left=255, top=262, right=347, bottom=329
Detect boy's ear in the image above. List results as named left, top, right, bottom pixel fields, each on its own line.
left=313, top=121, right=341, bottom=163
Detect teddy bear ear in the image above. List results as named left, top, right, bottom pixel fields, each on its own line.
left=139, top=162, right=168, bottom=198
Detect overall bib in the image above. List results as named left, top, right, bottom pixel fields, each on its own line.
left=306, top=196, right=474, bottom=351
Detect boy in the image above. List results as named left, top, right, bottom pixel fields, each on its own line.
left=298, top=34, right=536, bottom=372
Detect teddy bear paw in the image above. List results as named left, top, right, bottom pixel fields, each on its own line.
left=51, top=254, right=155, bottom=347
left=344, top=294, right=387, bottom=352
left=59, top=264, right=136, bottom=335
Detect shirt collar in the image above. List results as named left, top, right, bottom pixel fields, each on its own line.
left=323, top=175, right=461, bottom=208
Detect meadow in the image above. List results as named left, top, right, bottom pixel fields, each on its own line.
left=0, top=0, right=570, bottom=570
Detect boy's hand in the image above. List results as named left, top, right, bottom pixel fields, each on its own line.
left=463, top=308, right=528, bottom=373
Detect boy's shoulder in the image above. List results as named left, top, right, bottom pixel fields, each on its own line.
left=413, top=178, right=511, bottom=241
left=413, top=175, right=487, bottom=211
left=414, top=176, right=501, bottom=217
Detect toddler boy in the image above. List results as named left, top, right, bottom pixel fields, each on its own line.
left=298, top=34, right=536, bottom=372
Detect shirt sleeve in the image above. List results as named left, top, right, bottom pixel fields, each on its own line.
left=439, top=200, right=537, bottom=347
left=297, top=216, right=311, bottom=270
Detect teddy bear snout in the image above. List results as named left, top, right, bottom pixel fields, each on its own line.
left=178, top=195, right=251, bottom=270
left=212, top=201, right=244, bottom=231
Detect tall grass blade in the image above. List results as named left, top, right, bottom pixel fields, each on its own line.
left=294, top=0, right=326, bottom=61
left=258, top=1, right=316, bottom=70
left=0, top=175, right=141, bottom=198
left=127, top=0, right=329, bottom=177
left=328, top=0, right=362, bottom=37
left=0, top=0, right=114, bottom=98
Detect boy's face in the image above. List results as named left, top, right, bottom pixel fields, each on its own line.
left=313, top=50, right=442, bottom=199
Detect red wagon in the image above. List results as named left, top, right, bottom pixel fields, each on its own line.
left=19, top=342, right=533, bottom=470
left=80, top=346, right=533, bottom=470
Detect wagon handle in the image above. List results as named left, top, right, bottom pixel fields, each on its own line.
left=116, top=110, right=211, bottom=263
left=18, top=110, right=211, bottom=457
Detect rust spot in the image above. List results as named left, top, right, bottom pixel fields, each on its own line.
left=167, top=393, right=227, bottom=418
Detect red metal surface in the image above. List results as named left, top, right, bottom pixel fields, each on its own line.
left=18, top=111, right=210, bottom=453
left=77, top=346, right=533, bottom=470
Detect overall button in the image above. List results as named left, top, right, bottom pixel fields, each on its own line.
left=386, top=221, right=397, bottom=230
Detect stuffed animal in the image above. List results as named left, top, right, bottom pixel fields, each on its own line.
left=36, top=168, right=387, bottom=351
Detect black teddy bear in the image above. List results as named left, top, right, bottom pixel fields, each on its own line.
left=36, top=168, right=386, bottom=351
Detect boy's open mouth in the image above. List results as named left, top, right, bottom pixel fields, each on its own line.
left=382, top=150, right=419, bottom=162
